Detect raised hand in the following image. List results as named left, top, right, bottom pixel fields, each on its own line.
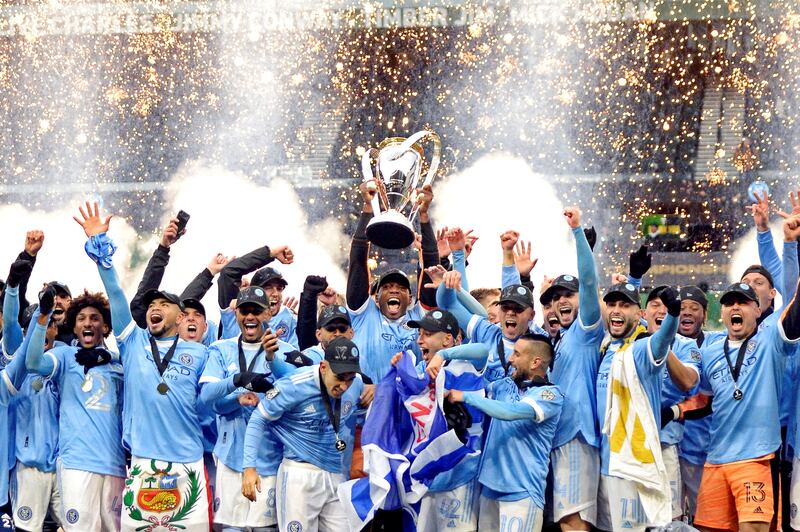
left=783, top=214, right=800, bottom=242
left=564, top=207, right=581, bottom=229
left=423, top=264, right=448, bottom=289
left=436, top=227, right=451, bottom=259
left=777, top=190, right=800, bottom=220
left=73, top=201, right=112, bottom=238
left=513, top=240, right=538, bottom=276
left=207, top=253, right=232, bottom=276
left=629, top=245, right=652, bottom=280
left=359, top=181, right=377, bottom=205
left=160, top=217, right=181, bottom=248
left=446, top=227, right=466, bottom=252
left=24, top=230, right=45, bottom=257
left=750, top=190, right=770, bottom=231
left=443, top=270, right=462, bottom=290
left=318, top=287, right=338, bottom=306
left=271, top=246, right=294, bottom=265
left=415, top=184, right=434, bottom=215
left=464, top=229, right=478, bottom=258
left=284, top=296, right=299, bottom=313
left=500, top=230, right=519, bottom=252
left=540, top=275, right=554, bottom=296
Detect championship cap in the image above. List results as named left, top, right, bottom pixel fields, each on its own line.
left=540, top=274, right=580, bottom=305
left=324, top=337, right=361, bottom=374
left=678, top=286, right=708, bottom=308
left=318, top=305, right=351, bottom=328
left=499, top=284, right=534, bottom=309
left=407, top=309, right=459, bottom=336
left=143, top=289, right=184, bottom=310
left=377, top=268, right=411, bottom=290
left=181, top=298, right=206, bottom=317
left=720, top=282, right=759, bottom=307
left=603, top=282, right=641, bottom=306
left=236, top=286, right=270, bottom=311
left=252, top=267, right=287, bottom=288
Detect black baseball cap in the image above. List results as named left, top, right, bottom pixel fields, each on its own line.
left=252, top=267, right=287, bottom=289
left=540, top=274, right=580, bottom=305
left=408, top=309, right=459, bottom=336
left=143, top=289, right=184, bottom=310
left=720, top=282, right=760, bottom=307
left=678, top=285, right=708, bottom=308
left=378, top=269, right=411, bottom=290
left=646, top=285, right=670, bottom=305
left=324, top=337, right=361, bottom=374
left=236, top=286, right=270, bottom=311
left=603, top=282, right=641, bottom=306
left=318, top=305, right=351, bottom=328
left=181, top=298, right=206, bottom=317
left=46, top=281, right=71, bottom=298
left=741, top=265, right=774, bottom=288
left=499, top=284, right=534, bottom=309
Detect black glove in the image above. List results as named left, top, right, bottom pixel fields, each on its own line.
left=443, top=400, right=472, bottom=440
left=6, top=259, right=33, bottom=289
left=303, top=275, right=328, bottom=295
left=659, top=286, right=682, bottom=317
left=75, top=347, right=112, bottom=369
left=629, top=244, right=652, bottom=280
left=284, top=351, right=314, bottom=368
left=660, top=405, right=680, bottom=428
left=38, top=286, right=56, bottom=315
left=583, top=226, right=597, bottom=251
left=233, top=372, right=274, bottom=393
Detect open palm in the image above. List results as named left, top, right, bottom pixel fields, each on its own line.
left=73, top=201, right=112, bottom=237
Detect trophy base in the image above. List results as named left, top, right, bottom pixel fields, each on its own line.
left=366, top=211, right=416, bottom=249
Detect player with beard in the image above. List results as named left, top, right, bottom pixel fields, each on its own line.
left=74, top=202, right=212, bottom=531
left=449, top=333, right=563, bottom=532
left=595, top=282, right=680, bottom=531
left=200, top=287, right=290, bottom=531
left=535, top=207, right=603, bottom=532
left=642, top=286, right=701, bottom=521
left=345, top=181, right=439, bottom=383
left=393, top=308, right=489, bottom=532
left=25, top=287, right=125, bottom=531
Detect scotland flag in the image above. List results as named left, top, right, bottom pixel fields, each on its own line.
left=337, top=351, right=476, bottom=531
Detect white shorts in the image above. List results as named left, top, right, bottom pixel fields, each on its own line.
left=790, top=455, right=800, bottom=530
left=57, top=460, right=123, bottom=532
left=214, top=459, right=277, bottom=528
left=121, top=456, right=210, bottom=532
left=662, top=444, right=683, bottom=519
left=417, top=478, right=480, bottom=531
left=276, top=458, right=347, bottom=532
left=11, top=462, right=62, bottom=531
left=550, top=436, right=599, bottom=525
left=679, top=458, right=704, bottom=519
left=477, top=495, right=543, bottom=532
left=597, top=474, right=657, bottom=532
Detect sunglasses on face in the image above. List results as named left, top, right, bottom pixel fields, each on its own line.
left=324, top=324, right=349, bottom=334
left=500, top=303, right=526, bottom=313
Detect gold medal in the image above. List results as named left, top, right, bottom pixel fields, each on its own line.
left=157, top=382, right=170, bottom=395
left=31, top=378, right=43, bottom=392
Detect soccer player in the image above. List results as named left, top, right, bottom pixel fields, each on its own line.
left=596, top=282, right=681, bottom=531
left=642, top=286, right=701, bottom=521
left=403, top=309, right=489, bottom=531
left=540, top=207, right=604, bottom=532
left=242, top=336, right=365, bottom=531
left=25, top=287, right=125, bottom=531
left=345, top=181, right=438, bottom=383
left=449, top=333, right=563, bottom=532
left=74, top=202, right=211, bottom=531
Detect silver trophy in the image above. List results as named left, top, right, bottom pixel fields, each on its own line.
left=361, top=130, right=442, bottom=249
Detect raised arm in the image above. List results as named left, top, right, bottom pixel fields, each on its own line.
left=181, top=253, right=229, bottom=301
left=2, top=263, right=28, bottom=356
left=346, top=183, right=375, bottom=311
left=437, top=342, right=489, bottom=371
left=24, top=290, right=54, bottom=376
left=74, top=201, right=134, bottom=336
left=130, top=220, right=175, bottom=328
left=297, top=276, right=327, bottom=351
left=649, top=288, right=680, bottom=363
left=217, top=246, right=292, bottom=309
left=781, top=218, right=800, bottom=308
left=566, top=208, right=601, bottom=327
left=752, top=191, right=785, bottom=296
left=417, top=185, right=440, bottom=309
left=13, top=230, right=44, bottom=320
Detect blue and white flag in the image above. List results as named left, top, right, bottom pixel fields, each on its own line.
left=337, top=351, right=477, bottom=531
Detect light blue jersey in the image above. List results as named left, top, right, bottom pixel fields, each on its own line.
left=252, top=365, right=363, bottom=475
left=301, top=344, right=325, bottom=364
left=597, top=336, right=666, bottom=475
left=41, top=344, right=125, bottom=477
left=471, top=378, right=563, bottom=506
left=0, top=351, right=28, bottom=505
left=660, top=335, right=702, bottom=445
left=199, top=336, right=290, bottom=476
left=117, top=323, right=209, bottom=463
left=551, top=316, right=605, bottom=448
left=219, top=307, right=298, bottom=349
left=465, top=316, right=517, bottom=383
left=699, top=312, right=797, bottom=464
left=348, top=299, right=422, bottom=383
left=13, top=369, right=60, bottom=473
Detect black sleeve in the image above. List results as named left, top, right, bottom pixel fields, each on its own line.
left=346, top=213, right=373, bottom=311
left=130, top=244, right=170, bottom=329
left=180, top=269, right=214, bottom=301
left=440, top=256, right=452, bottom=270
left=217, top=246, right=273, bottom=309
left=683, top=400, right=713, bottom=420
left=14, top=251, right=35, bottom=321
left=519, top=273, right=535, bottom=293
left=297, top=291, right=319, bottom=351
left=417, top=220, right=439, bottom=308
left=782, top=279, right=800, bottom=340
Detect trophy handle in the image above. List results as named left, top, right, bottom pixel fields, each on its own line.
left=361, top=148, right=388, bottom=213
left=402, top=130, right=442, bottom=221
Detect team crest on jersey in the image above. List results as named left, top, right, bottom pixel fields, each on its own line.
left=16, top=507, right=32, bottom=521
left=123, top=459, right=203, bottom=529
left=287, top=521, right=303, bottom=532
left=179, top=354, right=193, bottom=365
left=541, top=389, right=556, bottom=401
left=690, top=350, right=701, bottom=362
left=746, top=340, right=757, bottom=354
left=65, top=509, right=79, bottom=524
left=342, top=400, right=353, bottom=416
left=266, top=388, right=280, bottom=400
left=275, top=323, right=288, bottom=338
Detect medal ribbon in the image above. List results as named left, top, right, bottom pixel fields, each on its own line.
left=237, top=336, right=264, bottom=374
left=723, top=331, right=756, bottom=391
left=148, top=336, right=179, bottom=381
left=318, top=367, right=342, bottom=439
